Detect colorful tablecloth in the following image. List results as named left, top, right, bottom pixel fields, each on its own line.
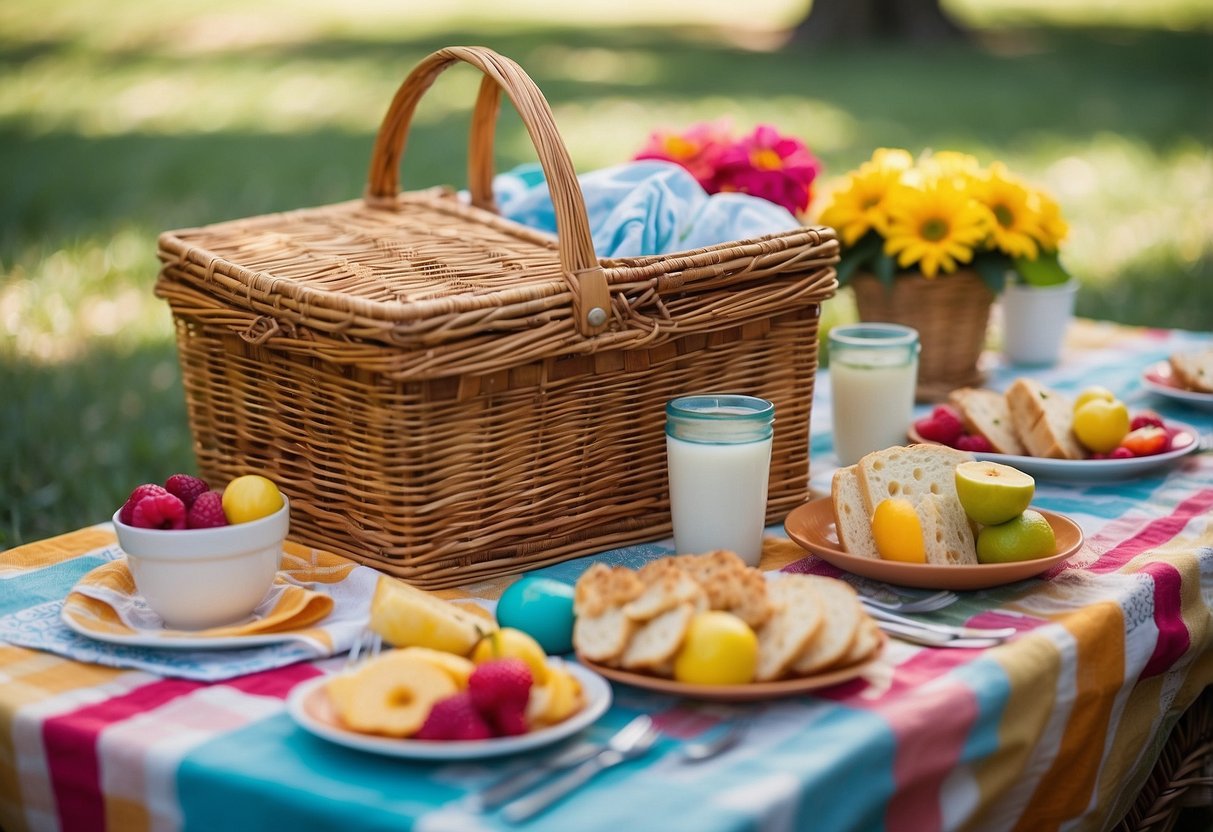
left=2, top=322, right=1211, bottom=832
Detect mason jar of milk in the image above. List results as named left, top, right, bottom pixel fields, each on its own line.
left=665, top=394, right=775, bottom=566
left=828, top=323, right=920, bottom=466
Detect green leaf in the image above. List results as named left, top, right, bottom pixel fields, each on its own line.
left=1012, top=250, right=1072, bottom=287
left=974, top=252, right=1012, bottom=294
left=873, top=250, right=896, bottom=288
left=834, top=232, right=882, bottom=285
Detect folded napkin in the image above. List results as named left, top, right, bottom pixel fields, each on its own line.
left=491, top=160, right=801, bottom=258
left=0, top=540, right=378, bottom=682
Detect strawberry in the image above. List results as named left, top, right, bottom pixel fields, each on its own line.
left=187, top=491, right=229, bottom=529
left=165, top=474, right=210, bottom=509
left=490, top=704, right=530, bottom=737
left=468, top=658, right=533, bottom=715
left=954, top=433, right=993, bottom=453
left=414, top=692, right=493, bottom=741
left=913, top=405, right=964, bottom=446
left=1109, top=446, right=1136, bottom=459
left=118, top=483, right=170, bottom=525
left=1120, top=426, right=1168, bottom=457
left=1130, top=411, right=1165, bottom=431
left=130, top=493, right=187, bottom=530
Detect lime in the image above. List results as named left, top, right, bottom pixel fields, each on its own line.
left=221, top=474, right=284, bottom=524
left=871, top=498, right=927, bottom=564
left=955, top=461, right=1035, bottom=526
left=976, top=510, right=1057, bottom=564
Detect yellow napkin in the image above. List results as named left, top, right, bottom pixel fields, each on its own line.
left=63, top=559, right=334, bottom=639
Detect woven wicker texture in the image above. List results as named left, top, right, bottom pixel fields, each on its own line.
left=155, top=46, right=838, bottom=587
left=851, top=271, right=993, bottom=402
left=1114, top=688, right=1213, bottom=832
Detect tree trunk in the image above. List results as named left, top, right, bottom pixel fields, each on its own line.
left=791, top=0, right=967, bottom=45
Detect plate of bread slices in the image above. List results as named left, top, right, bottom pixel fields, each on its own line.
left=1143, top=352, right=1213, bottom=412
left=785, top=444, right=1083, bottom=590
left=909, top=377, right=1200, bottom=482
left=572, top=552, right=885, bottom=701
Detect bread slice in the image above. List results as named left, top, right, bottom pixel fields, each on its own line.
left=1005, top=378, right=1084, bottom=459
left=789, top=576, right=863, bottom=676
left=856, top=444, right=977, bottom=566
left=831, top=466, right=879, bottom=559
left=756, top=575, right=825, bottom=681
left=948, top=387, right=1027, bottom=455
left=620, top=602, right=694, bottom=671
left=573, top=608, right=636, bottom=665
left=1170, top=351, right=1213, bottom=393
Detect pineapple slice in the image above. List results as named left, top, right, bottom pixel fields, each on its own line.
left=368, top=576, right=495, bottom=656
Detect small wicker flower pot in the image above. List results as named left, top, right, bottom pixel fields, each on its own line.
left=851, top=270, right=993, bottom=402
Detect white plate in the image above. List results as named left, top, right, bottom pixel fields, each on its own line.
left=60, top=612, right=301, bottom=650
left=908, top=419, right=1201, bottom=482
left=1143, top=361, right=1213, bottom=412
left=286, top=662, right=612, bottom=760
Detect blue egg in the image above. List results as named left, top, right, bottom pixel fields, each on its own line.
left=495, top=576, right=576, bottom=655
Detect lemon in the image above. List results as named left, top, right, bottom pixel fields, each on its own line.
left=672, top=611, right=758, bottom=685
left=870, top=498, right=927, bottom=564
left=976, top=510, right=1057, bottom=564
left=954, top=461, right=1035, bottom=526
left=221, top=474, right=284, bottom=524
left=1073, top=385, right=1115, bottom=412
left=1072, top=399, right=1130, bottom=453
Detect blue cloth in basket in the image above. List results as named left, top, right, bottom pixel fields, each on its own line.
left=491, top=160, right=800, bottom=258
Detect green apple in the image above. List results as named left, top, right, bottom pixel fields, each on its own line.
left=976, top=510, right=1057, bottom=564
left=955, top=461, right=1035, bottom=526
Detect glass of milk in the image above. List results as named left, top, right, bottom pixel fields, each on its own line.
left=665, top=394, right=775, bottom=566
left=828, top=323, right=920, bottom=466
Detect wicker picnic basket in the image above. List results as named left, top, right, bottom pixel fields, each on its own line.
left=154, top=46, right=838, bottom=588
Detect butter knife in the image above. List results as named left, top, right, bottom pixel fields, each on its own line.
left=471, top=740, right=601, bottom=811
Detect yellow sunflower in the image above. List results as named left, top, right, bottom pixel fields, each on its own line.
left=971, top=163, right=1044, bottom=259
left=882, top=182, right=990, bottom=278
left=917, top=151, right=982, bottom=189
left=818, top=150, right=912, bottom=246
left=1031, top=189, right=1069, bottom=251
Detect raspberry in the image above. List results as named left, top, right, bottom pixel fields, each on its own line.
left=165, top=474, right=210, bottom=509
left=130, top=493, right=187, bottom=530
left=955, top=433, right=993, bottom=453
left=468, top=658, right=533, bottom=715
left=914, top=407, right=964, bottom=446
left=1130, top=412, right=1165, bottom=431
left=1109, top=446, right=1135, bottom=459
left=414, top=692, right=493, bottom=741
left=118, top=483, right=170, bottom=525
left=187, top=491, right=229, bottom=529
left=490, top=704, right=530, bottom=737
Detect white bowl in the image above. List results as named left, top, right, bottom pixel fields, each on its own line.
left=111, top=497, right=290, bottom=630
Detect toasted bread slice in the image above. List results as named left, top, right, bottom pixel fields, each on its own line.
left=573, top=608, right=636, bottom=665
left=948, top=387, right=1026, bottom=456
left=831, top=466, right=879, bottom=559
left=756, top=575, right=825, bottom=681
left=620, top=602, right=694, bottom=671
left=789, top=576, right=863, bottom=676
left=625, top=562, right=707, bottom=621
left=1170, top=351, right=1213, bottom=393
left=1005, top=378, right=1084, bottom=459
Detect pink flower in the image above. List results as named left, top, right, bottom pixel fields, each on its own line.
left=712, top=124, right=821, bottom=215
left=633, top=120, right=732, bottom=192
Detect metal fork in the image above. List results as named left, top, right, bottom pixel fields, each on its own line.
left=501, top=715, right=660, bottom=822
left=860, top=590, right=959, bottom=614
left=344, top=628, right=382, bottom=670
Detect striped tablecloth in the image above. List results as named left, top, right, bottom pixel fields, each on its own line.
left=2, top=322, right=1211, bottom=832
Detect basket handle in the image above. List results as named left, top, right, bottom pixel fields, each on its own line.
left=365, top=46, right=611, bottom=337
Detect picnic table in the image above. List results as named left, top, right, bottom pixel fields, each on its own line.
left=2, top=319, right=1211, bottom=832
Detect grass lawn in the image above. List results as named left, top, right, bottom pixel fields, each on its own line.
left=2, top=0, right=1212, bottom=547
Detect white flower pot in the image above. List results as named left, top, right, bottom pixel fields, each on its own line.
left=1001, top=279, right=1079, bottom=366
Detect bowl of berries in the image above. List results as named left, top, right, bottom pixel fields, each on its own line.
left=112, top=473, right=289, bottom=630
